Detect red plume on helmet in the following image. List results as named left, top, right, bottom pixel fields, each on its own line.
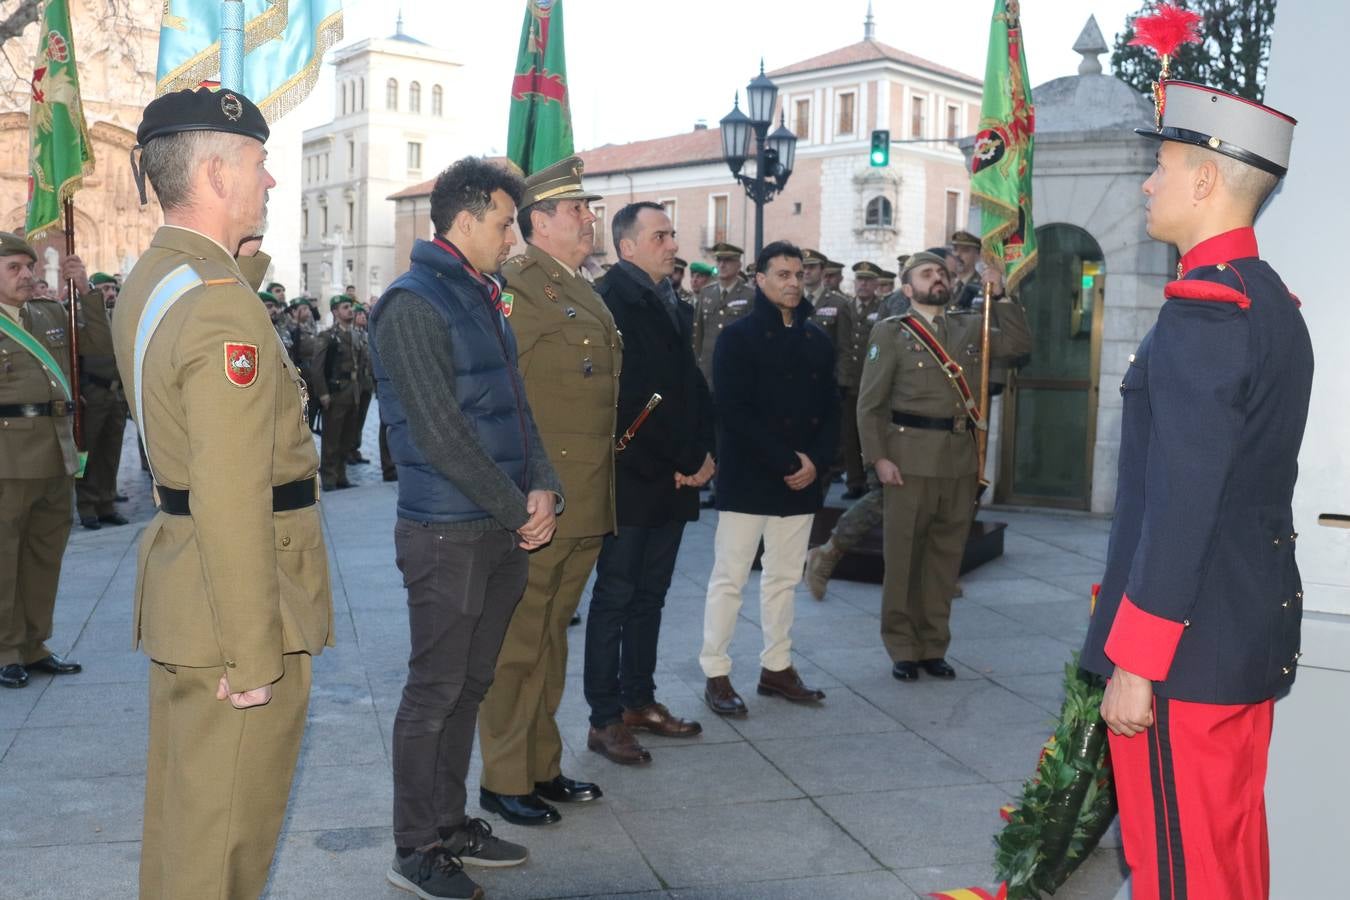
left=1128, top=3, right=1204, bottom=128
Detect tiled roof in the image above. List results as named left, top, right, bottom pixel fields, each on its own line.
left=768, top=38, right=981, bottom=86
left=387, top=128, right=727, bottom=201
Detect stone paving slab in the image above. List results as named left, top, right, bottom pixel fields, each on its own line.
left=0, top=421, right=1127, bottom=898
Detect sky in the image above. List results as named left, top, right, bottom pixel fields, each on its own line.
left=293, top=0, right=1147, bottom=154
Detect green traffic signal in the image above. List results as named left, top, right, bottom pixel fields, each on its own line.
left=870, top=129, right=890, bottom=167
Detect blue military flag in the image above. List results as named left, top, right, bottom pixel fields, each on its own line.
left=156, top=0, right=344, bottom=120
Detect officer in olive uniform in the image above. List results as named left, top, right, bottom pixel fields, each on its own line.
left=822, top=258, right=846, bottom=295
left=478, top=156, right=619, bottom=827
left=802, top=248, right=846, bottom=345
left=948, top=230, right=983, bottom=309
left=834, top=261, right=884, bottom=498
left=349, top=303, right=374, bottom=466
left=0, top=233, right=100, bottom=688
left=310, top=294, right=363, bottom=489
left=670, top=257, right=693, bottom=305
left=857, top=251, right=1030, bottom=680
left=687, top=260, right=715, bottom=300
left=114, top=88, right=332, bottom=899
left=76, top=272, right=130, bottom=530
left=260, top=290, right=294, bottom=357
left=875, top=269, right=896, bottom=300
left=692, top=242, right=754, bottom=385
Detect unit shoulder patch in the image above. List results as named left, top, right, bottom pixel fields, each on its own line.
left=223, top=341, right=259, bottom=387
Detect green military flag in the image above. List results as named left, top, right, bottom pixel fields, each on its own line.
left=970, top=0, right=1037, bottom=293
left=25, top=0, right=94, bottom=241
left=507, top=0, right=574, bottom=176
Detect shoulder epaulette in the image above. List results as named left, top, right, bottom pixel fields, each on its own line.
left=1163, top=279, right=1250, bottom=310
left=504, top=253, right=532, bottom=271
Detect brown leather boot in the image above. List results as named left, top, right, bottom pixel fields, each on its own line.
left=757, top=665, right=826, bottom=703
left=804, top=541, right=843, bottom=600
left=587, top=722, right=652, bottom=766
left=622, top=702, right=703, bottom=737
left=703, top=676, right=748, bottom=717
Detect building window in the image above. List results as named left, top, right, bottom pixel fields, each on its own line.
left=409, top=81, right=421, bottom=114
left=301, top=263, right=308, bottom=292
left=911, top=96, right=926, bottom=138
left=864, top=196, right=893, bottom=228
left=358, top=77, right=365, bottom=110
left=794, top=98, right=810, bottom=140
left=322, top=153, right=329, bottom=180
left=944, top=190, right=962, bottom=238
left=346, top=200, right=354, bottom=232
left=386, top=78, right=398, bottom=110
left=836, top=91, right=855, bottom=135
left=407, top=141, right=422, bottom=171
left=660, top=199, right=677, bottom=230
left=592, top=204, right=607, bottom=254
left=340, top=81, right=347, bottom=116
left=946, top=103, right=960, bottom=140
left=711, top=194, right=729, bottom=245
left=301, top=205, right=308, bottom=238
left=432, top=85, right=443, bottom=116
left=347, top=139, right=355, bottom=172
left=320, top=202, right=328, bottom=235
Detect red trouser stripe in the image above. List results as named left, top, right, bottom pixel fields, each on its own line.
left=1109, top=696, right=1274, bottom=900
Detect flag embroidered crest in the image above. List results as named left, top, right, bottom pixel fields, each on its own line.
left=224, top=342, right=259, bottom=387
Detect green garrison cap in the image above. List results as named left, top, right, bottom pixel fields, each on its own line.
left=258, top=291, right=278, bottom=305
left=851, top=261, right=882, bottom=278
left=0, top=231, right=37, bottom=262
left=689, top=261, right=716, bottom=276
left=329, top=294, right=353, bottom=310
left=710, top=242, right=744, bottom=259
left=521, top=155, right=602, bottom=207
left=902, top=251, right=947, bottom=276
left=91, top=272, right=118, bottom=285
left=266, top=281, right=285, bottom=293
left=1136, top=80, right=1296, bottom=178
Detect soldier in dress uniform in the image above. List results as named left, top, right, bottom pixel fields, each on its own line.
left=349, top=302, right=374, bottom=466
left=688, top=260, right=715, bottom=299
left=801, top=248, right=845, bottom=345
left=0, top=233, right=98, bottom=689
left=874, top=269, right=896, bottom=300
left=857, top=251, right=1030, bottom=681
left=477, top=155, right=618, bottom=828
left=260, top=290, right=294, bottom=358
left=822, top=258, right=846, bottom=294
left=113, top=87, right=332, bottom=898
left=1080, top=80, right=1308, bottom=900
left=310, top=293, right=363, bottom=489
left=948, top=230, right=983, bottom=309
left=670, top=256, right=692, bottom=305
left=692, top=242, right=754, bottom=385
left=76, top=272, right=130, bottom=530
left=833, top=261, right=883, bottom=499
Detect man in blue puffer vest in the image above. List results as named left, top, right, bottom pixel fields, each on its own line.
left=370, top=157, right=564, bottom=900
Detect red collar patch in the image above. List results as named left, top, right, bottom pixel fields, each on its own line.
left=224, top=341, right=259, bottom=387
left=1178, top=227, right=1259, bottom=277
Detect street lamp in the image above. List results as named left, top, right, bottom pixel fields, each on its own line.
left=718, top=60, right=797, bottom=257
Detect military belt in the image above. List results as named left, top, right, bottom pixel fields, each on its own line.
left=156, top=477, right=318, bottom=517
left=0, top=401, right=73, bottom=417
left=892, top=411, right=969, bottom=433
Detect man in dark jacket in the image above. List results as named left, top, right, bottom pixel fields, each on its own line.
left=370, top=157, right=561, bottom=900
left=699, top=242, right=839, bottom=716
left=584, top=202, right=713, bottom=766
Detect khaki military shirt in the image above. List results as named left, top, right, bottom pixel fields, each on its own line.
left=857, top=301, right=1032, bottom=479
left=692, top=279, right=754, bottom=384
left=805, top=286, right=848, bottom=346
left=835, top=294, right=882, bottom=389
left=309, top=324, right=364, bottom=402
left=0, top=290, right=110, bottom=479
left=502, top=243, right=621, bottom=539
left=112, top=226, right=332, bottom=690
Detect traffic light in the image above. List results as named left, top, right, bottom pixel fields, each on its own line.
left=869, top=129, right=890, bottom=167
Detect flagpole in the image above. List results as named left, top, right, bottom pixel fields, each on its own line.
left=62, top=197, right=83, bottom=450
left=220, top=0, right=245, bottom=90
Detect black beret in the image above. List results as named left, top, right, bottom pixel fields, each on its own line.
left=136, top=87, right=269, bottom=147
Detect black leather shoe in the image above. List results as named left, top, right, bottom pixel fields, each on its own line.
left=80, top=516, right=101, bottom=530
left=27, top=653, right=81, bottom=675
left=478, top=788, right=561, bottom=826
left=98, top=513, right=130, bottom=526
left=534, top=774, right=602, bottom=803
left=919, top=658, right=957, bottom=679
left=892, top=661, right=919, bottom=682
left=0, top=663, right=28, bottom=689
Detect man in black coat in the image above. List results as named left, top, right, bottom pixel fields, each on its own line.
left=699, top=242, right=839, bottom=717
left=583, top=202, right=714, bottom=766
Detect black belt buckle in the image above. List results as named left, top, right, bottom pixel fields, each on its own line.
left=51, top=400, right=70, bottom=417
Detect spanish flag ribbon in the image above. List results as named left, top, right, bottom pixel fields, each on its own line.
left=929, top=886, right=1007, bottom=900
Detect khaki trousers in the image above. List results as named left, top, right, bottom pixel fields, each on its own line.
left=140, top=652, right=312, bottom=900
left=700, top=511, right=814, bottom=678
left=319, top=385, right=358, bottom=486
left=478, top=535, right=602, bottom=795
left=880, top=473, right=976, bottom=661
left=0, top=474, right=72, bottom=666
left=76, top=396, right=126, bottom=518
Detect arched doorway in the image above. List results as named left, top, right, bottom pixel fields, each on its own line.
left=996, top=223, right=1105, bottom=509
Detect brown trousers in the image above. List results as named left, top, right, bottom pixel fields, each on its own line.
left=0, top=474, right=72, bottom=665
left=140, top=652, right=312, bottom=900
left=478, top=535, right=603, bottom=794
left=880, top=473, right=976, bottom=661
left=76, top=395, right=126, bottom=518
left=319, top=384, right=358, bottom=486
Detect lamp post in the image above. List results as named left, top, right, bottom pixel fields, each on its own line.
left=719, top=61, right=797, bottom=258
